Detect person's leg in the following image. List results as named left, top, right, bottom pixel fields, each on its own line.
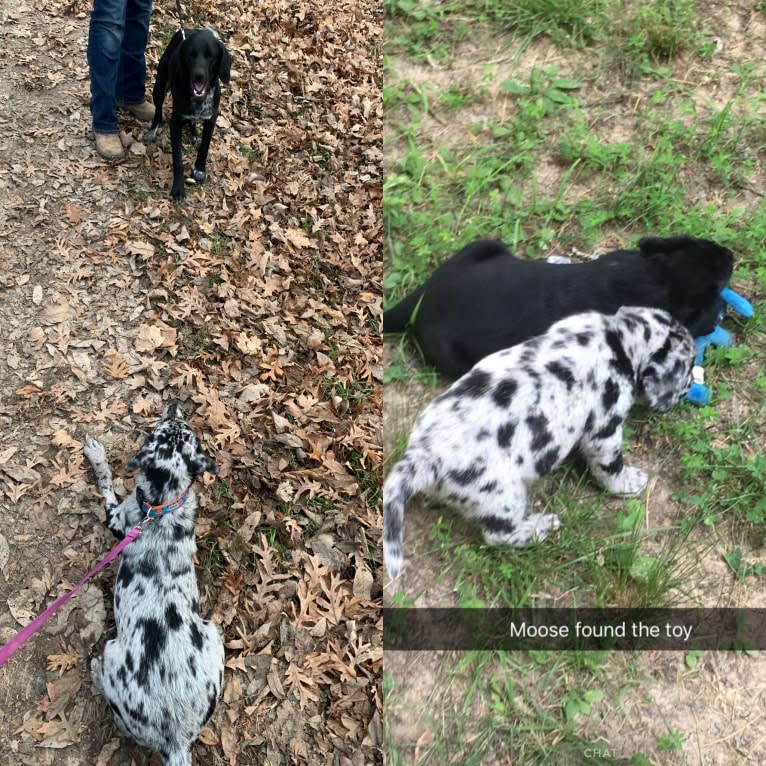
left=87, top=0, right=126, bottom=134
left=116, top=0, right=153, bottom=107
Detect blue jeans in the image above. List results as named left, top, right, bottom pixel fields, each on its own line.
left=88, top=0, right=152, bottom=133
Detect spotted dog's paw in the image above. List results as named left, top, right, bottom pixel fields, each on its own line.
left=83, top=437, right=107, bottom=467
left=611, top=465, right=649, bottom=496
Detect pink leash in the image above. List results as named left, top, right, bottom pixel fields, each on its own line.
left=0, top=525, right=143, bottom=668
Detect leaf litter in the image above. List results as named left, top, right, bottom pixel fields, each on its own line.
left=0, top=0, right=382, bottom=763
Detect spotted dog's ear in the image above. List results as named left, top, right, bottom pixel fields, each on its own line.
left=161, top=399, right=184, bottom=422
left=126, top=442, right=153, bottom=473
left=639, top=320, right=694, bottom=413
left=190, top=440, right=218, bottom=476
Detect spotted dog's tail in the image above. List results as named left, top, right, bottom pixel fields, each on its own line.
left=384, top=451, right=436, bottom=579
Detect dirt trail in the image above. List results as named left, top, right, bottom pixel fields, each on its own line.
left=0, top=0, right=140, bottom=762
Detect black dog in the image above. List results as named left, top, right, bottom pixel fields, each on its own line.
left=384, top=235, right=734, bottom=379
left=143, top=28, right=231, bottom=201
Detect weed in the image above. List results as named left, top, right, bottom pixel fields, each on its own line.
left=563, top=687, right=603, bottom=721
left=684, top=649, right=703, bottom=670
left=723, top=549, right=765, bottom=580
left=238, top=142, right=259, bottom=163
left=347, top=449, right=381, bottom=505
left=198, top=535, right=228, bottom=577
left=657, top=729, right=685, bottom=753
left=213, top=478, right=236, bottom=502
left=482, top=0, right=608, bottom=46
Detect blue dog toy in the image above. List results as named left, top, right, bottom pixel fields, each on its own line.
left=685, top=287, right=754, bottom=406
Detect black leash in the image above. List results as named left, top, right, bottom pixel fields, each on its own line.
left=175, top=0, right=186, bottom=40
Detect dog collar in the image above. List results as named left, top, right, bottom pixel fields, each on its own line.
left=139, top=489, right=190, bottom=520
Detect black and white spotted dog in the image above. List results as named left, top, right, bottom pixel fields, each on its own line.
left=84, top=401, right=224, bottom=766
left=384, top=307, right=695, bottom=579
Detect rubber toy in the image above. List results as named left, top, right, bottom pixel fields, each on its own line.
left=685, top=287, right=754, bottom=406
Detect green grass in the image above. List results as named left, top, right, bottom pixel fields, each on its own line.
left=415, top=478, right=703, bottom=610
left=385, top=649, right=658, bottom=765
left=384, top=0, right=766, bottom=762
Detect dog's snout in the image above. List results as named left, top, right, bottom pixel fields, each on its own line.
left=161, top=399, right=184, bottom=421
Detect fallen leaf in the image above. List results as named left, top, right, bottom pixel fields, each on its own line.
left=283, top=227, right=317, bottom=249
left=42, top=297, right=71, bottom=324
left=50, top=431, right=82, bottom=450
left=352, top=565, right=373, bottom=601
left=220, top=718, right=239, bottom=766
left=95, top=739, right=121, bottom=766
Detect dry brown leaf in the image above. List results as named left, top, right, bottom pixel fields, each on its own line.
left=42, top=297, right=71, bottom=325
left=95, top=739, right=121, bottom=766
left=50, top=431, right=81, bottom=450
left=16, top=384, right=41, bottom=397
left=102, top=349, right=128, bottom=379
left=28, top=326, right=46, bottom=349
left=220, top=719, right=239, bottom=766
left=283, top=227, right=317, bottom=249
left=127, top=240, right=155, bottom=258
left=352, top=565, right=373, bottom=601
left=5, top=482, right=32, bottom=504
left=47, top=652, right=80, bottom=675
left=285, top=663, right=320, bottom=709
left=62, top=202, right=89, bottom=224
left=134, top=324, right=164, bottom=353
left=198, top=726, right=220, bottom=746
left=132, top=394, right=155, bottom=415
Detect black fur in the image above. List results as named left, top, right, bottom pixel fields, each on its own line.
left=143, top=28, right=232, bottom=201
left=384, top=235, right=733, bottom=379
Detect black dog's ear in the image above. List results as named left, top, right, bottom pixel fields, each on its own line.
left=217, top=42, right=232, bottom=85
left=637, top=235, right=692, bottom=256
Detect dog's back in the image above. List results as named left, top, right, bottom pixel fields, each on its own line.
left=97, top=514, right=224, bottom=763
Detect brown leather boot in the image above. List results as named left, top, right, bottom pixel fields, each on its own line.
left=94, top=132, right=125, bottom=161
left=119, top=101, right=155, bottom=122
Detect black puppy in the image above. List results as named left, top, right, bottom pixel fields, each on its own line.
left=143, top=28, right=231, bottom=201
left=384, top=235, right=734, bottom=379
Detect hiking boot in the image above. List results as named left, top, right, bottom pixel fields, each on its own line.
left=94, top=132, right=125, bottom=161
left=119, top=101, right=155, bottom=122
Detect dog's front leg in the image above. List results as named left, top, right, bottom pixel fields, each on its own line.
left=169, top=115, right=186, bottom=201
left=142, top=62, right=167, bottom=145
left=83, top=438, right=141, bottom=540
left=191, top=114, right=217, bottom=185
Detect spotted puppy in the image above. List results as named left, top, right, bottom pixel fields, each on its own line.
left=384, top=307, right=695, bottom=579
left=84, top=401, right=224, bottom=766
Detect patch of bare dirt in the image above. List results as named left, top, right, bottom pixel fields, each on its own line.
left=0, top=0, right=382, bottom=764
left=588, top=652, right=766, bottom=765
